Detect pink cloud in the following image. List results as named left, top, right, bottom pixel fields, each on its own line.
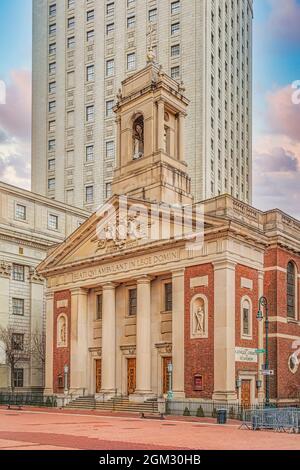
left=0, top=69, right=31, bottom=141
left=266, top=85, right=300, bottom=142
left=267, top=0, right=300, bottom=43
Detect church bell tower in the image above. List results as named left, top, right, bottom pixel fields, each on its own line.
left=112, top=59, right=193, bottom=205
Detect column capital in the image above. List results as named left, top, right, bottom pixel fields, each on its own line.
left=212, top=259, right=237, bottom=272
left=172, top=268, right=185, bottom=279
left=101, top=282, right=118, bottom=291
left=136, top=275, right=154, bottom=285
left=0, top=261, right=12, bottom=279
left=70, top=287, right=89, bottom=296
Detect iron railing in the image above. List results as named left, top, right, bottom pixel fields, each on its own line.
left=166, top=401, right=271, bottom=420
left=0, top=393, right=57, bottom=408
left=241, top=408, right=300, bottom=432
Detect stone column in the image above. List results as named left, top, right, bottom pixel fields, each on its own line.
left=134, top=276, right=153, bottom=401
left=178, top=113, right=185, bottom=162
left=101, top=283, right=117, bottom=399
left=157, top=99, right=165, bottom=151
left=0, top=263, right=11, bottom=389
left=172, top=269, right=186, bottom=399
left=29, top=269, right=45, bottom=388
left=213, top=260, right=238, bottom=402
left=258, top=270, right=265, bottom=403
left=115, top=116, right=121, bottom=168
left=44, top=291, right=54, bottom=395
left=70, top=288, right=89, bottom=396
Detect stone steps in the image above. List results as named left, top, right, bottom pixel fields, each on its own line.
left=65, top=396, right=158, bottom=413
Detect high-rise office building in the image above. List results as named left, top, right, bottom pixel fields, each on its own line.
left=32, top=0, right=253, bottom=211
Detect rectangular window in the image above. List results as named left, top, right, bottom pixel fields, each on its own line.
left=49, top=100, right=56, bottom=112
left=243, top=308, right=250, bottom=336
left=86, top=185, right=94, bottom=204
left=15, top=204, right=26, bottom=221
left=12, top=298, right=25, bottom=316
left=171, top=66, right=180, bottom=79
left=106, top=141, right=115, bottom=159
left=48, top=159, right=55, bottom=171
left=106, top=100, right=114, bottom=118
left=171, top=1, right=181, bottom=15
left=67, top=36, right=75, bottom=49
left=128, top=288, right=137, bottom=316
left=164, top=283, right=173, bottom=311
left=49, top=43, right=56, bottom=55
left=48, top=178, right=55, bottom=191
left=49, top=120, right=56, bottom=132
left=171, top=44, right=180, bottom=57
left=96, top=294, right=103, bottom=320
left=49, top=4, right=56, bottom=17
left=86, top=65, right=95, bottom=82
left=49, top=24, right=56, bottom=35
left=48, top=139, right=55, bottom=151
left=105, top=182, right=112, bottom=199
left=106, top=23, right=114, bottom=34
left=12, top=264, right=25, bottom=282
left=87, top=29, right=94, bottom=42
left=86, top=105, right=95, bottom=122
left=87, top=10, right=94, bottom=22
left=171, top=22, right=180, bottom=35
left=68, top=16, right=75, bottom=28
left=14, top=368, right=24, bottom=388
left=49, top=82, right=56, bottom=94
left=127, top=16, right=135, bottom=29
left=12, top=334, right=24, bottom=351
left=106, top=59, right=115, bottom=77
left=106, top=2, right=114, bottom=15
left=148, top=8, right=157, bottom=23
left=127, top=0, right=135, bottom=7
left=127, top=52, right=136, bottom=71
left=86, top=145, right=94, bottom=162
left=68, top=0, right=75, bottom=8
left=49, top=62, right=56, bottom=74
left=48, top=213, right=58, bottom=230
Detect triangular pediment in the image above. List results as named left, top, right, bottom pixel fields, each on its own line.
left=38, top=196, right=229, bottom=275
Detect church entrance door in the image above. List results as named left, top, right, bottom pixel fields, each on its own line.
left=95, top=359, right=101, bottom=394
left=241, top=380, right=251, bottom=408
left=163, top=357, right=172, bottom=394
left=127, top=358, right=136, bottom=395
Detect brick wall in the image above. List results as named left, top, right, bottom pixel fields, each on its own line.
left=184, top=264, right=214, bottom=399
left=53, top=290, right=71, bottom=393
left=264, top=247, right=300, bottom=401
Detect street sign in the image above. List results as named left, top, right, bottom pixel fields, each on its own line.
left=255, top=349, right=266, bottom=354
left=262, top=370, right=274, bottom=376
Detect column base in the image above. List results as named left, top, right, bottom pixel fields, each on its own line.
left=43, top=388, right=54, bottom=396
left=98, top=390, right=117, bottom=402
left=212, top=391, right=238, bottom=402
left=172, top=391, right=186, bottom=400
left=130, top=391, right=156, bottom=403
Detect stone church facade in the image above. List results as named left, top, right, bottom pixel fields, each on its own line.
left=38, top=61, right=300, bottom=406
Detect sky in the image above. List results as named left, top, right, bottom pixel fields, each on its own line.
left=0, top=0, right=300, bottom=217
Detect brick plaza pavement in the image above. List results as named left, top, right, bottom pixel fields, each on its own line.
left=0, top=407, right=299, bottom=450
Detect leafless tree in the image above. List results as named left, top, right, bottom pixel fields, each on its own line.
left=0, top=327, right=32, bottom=393
left=31, top=330, right=46, bottom=387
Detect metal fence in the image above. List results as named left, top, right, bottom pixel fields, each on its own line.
left=166, top=401, right=266, bottom=420
left=0, top=393, right=57, bottom=408
left=241, top=408, right=300, bottom=433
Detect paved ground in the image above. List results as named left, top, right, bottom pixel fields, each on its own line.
left=0, top=407, right=299, bottom=450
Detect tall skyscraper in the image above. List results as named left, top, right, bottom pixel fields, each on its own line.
left=32, top=0, right=253, bottom=211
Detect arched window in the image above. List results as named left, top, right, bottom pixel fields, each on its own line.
left=57, top=314, right=68, bottom=348
left=287, top=262, right=296, bottom=319
left=132, top=114, right=144, bottom=159
left=241, top=297, right=252, bottom=338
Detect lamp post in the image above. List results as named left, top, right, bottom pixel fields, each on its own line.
left=257, top=296, right=270, bottom=406
left=64, top=364, right=69, bottom=395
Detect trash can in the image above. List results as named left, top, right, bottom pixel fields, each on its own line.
left=217, top=409, right=227, bottom=424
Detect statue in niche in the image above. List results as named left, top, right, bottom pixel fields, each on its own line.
left=58, top=315, right=67, bottom=347
left=192, top=297, right=206, bottom=338
left=133, top=116, right=144, bottom=160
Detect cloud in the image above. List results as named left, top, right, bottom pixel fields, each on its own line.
left=0, top=69, right=31, bottom=189
left=267, top=0, right=300, bottom=44
left=254, top=147, right=298, bottom=173
left=266, top=85, right=300, bottom=141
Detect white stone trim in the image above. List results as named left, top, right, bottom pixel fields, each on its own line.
left=240, top=295, right=253, bottom=340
